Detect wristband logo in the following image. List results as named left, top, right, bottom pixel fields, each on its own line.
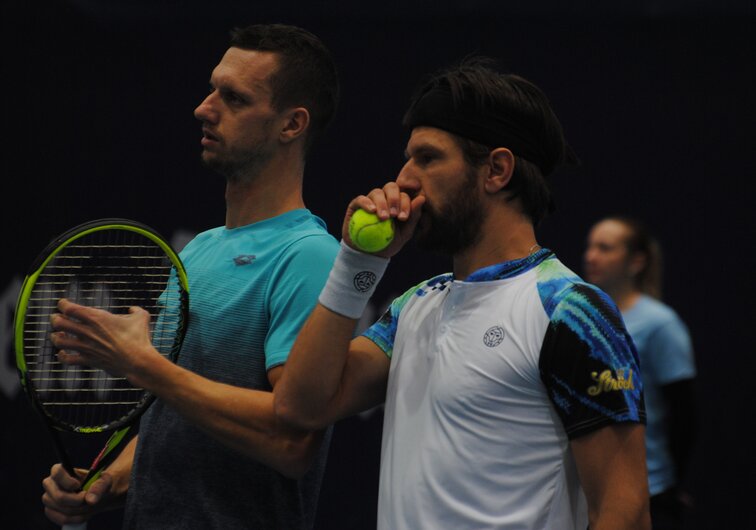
left=353, top=271, right=377, bottom=292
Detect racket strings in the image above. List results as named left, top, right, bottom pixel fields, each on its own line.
left=22, top=228, right=187, bottom=431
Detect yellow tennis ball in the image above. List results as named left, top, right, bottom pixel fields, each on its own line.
left=348, top=209, right=395, bottom=253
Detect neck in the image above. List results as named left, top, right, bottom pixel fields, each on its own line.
left=453, top=207, right=539, bottom=280
left=603, top=283, right=641, bottom=312
left=224, top=148, right=306, bottom=228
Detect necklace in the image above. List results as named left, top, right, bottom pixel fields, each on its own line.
left=528, top=243, right=541, bottom=255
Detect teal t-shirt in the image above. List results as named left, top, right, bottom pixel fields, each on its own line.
left=124, top=209, right=339, bottom=530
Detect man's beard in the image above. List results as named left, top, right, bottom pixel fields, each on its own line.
left=414, top=168, right=484, bottom=256
left=202, top=144, right=274, bottom=184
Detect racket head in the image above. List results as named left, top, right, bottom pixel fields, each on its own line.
left=14, top=218, right=189, bottom=435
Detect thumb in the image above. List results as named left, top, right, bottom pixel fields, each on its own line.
left=84, top=472, right=113, bottom=505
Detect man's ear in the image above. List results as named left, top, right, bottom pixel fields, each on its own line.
left=484, top=147, right=515, bottom=194
left=279, top=107, right=310, bottom=144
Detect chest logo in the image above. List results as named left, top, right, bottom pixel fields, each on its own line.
left=587, top=369, right=635, bottom=395
left=233, top=255, right=256, bottom=266
left=483, top=326, right=506, bottom=347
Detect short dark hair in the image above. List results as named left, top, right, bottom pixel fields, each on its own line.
left=230, top=24, right=340, bottom=151
left=403, top=57, right=574, bottom=225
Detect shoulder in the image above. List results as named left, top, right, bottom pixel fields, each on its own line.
left=178, top=226, right=223, bottom=255
left=363, top=272, right=452, bottom=357
left=630, top=295, right=685, bottom=327
left=279, top=233, right=339, bottom=268
left=392, top=272, right=454, bottom=311
left=257, top=210, right=340, bottom=266
left=379, top=272, right=453, bottom=321
left=535, top=256, right=620, bottom=324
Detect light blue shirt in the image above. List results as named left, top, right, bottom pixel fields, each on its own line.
left=622, top=294, right=695, bottom=495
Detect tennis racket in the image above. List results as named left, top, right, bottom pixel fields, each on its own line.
left=14, top=219, right=189, bottom=529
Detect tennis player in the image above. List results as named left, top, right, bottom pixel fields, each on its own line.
left=275, top=57, right=651, bottom=529
left=43, top=23, right=340, bottom=529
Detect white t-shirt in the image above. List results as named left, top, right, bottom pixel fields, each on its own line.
left=364, top=250, right=645, bottom=530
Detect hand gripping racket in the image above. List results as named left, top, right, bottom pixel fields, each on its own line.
left=14, top=219, right=189, bottom=529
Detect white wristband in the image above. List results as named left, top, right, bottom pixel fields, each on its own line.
left=318, top=241, right=390, bottom=319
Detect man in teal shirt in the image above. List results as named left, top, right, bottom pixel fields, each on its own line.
left=43, top=23, right=340, bottom=529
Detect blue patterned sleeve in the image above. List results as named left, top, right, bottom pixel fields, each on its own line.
left=538, top=265, right=646, bottom=439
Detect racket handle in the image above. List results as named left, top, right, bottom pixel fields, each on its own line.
left=62, top=524, right=87, bottom=530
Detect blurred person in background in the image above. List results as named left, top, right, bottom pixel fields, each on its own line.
left=584, top=216, right=697, bottom=530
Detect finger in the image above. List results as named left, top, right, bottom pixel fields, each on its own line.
left=397, top=192, right=412, bottom=221
left=347, top=194, right=377, bottom=214
left=397, top=194, right=426, bottom=240
left=42, top=477, right=87, bottom=511
left=365, top=188, right=391, bottom=219
left=49, top=329, right=86, bottom=352
left=55, top=347, right=89, bottom=366
left=382, top=182, right=403, bottom=218
left=57, top=298, right=89, bottom=319
left=127, top=306, right=148, bottom=318
left=49, top=314, right=87, bottom=341
left=43, top=506, right=89, bottom=527
left=410, top=193, right=426, bottom=213
left=58, top=298, right=108, bottom=326
left=42, top=487, right=87, bottom=510
left=49, top=463, right=85, bottom=490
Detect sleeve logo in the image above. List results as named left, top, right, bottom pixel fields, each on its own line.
left=587, top=368, right=635, bottom=396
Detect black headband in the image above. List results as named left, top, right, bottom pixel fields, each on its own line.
left=404, top=85, right=567, bottom=175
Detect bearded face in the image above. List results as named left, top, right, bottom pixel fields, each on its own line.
left=414, top=165, right=485, bottom=255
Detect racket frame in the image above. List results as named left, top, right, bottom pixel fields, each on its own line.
left=13, top=218, right=189, bottom=487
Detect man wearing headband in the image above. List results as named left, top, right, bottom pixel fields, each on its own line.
left=276, top=57, right=650, bottom=529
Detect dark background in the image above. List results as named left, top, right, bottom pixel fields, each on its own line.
left=2, top=1, right=754, bottom=528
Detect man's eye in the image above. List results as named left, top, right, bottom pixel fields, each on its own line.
left=222, top=91, right=245, bottom=105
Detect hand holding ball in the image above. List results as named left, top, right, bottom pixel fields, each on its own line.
left=348, top=209, right=395, bottom=253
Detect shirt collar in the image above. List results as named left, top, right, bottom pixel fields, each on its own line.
left=462, top=248, right=553, bottom=282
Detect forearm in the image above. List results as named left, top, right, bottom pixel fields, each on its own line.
left=130, top=356, right=320, bottom=478
left=276, top=240, right=392, bottom=430
left=589, top=498, right=650, bottom=530
left=50, top=300, right=322, bottom=478
left=275, top=304, right=365, bottom=430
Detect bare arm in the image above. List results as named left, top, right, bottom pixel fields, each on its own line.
left=570, top=423, right=651, bottom=530
left=51, top=304, right=324, bottom=479
left=275, top=183, right=424, bottom=430
left=275, top=306, right=391, bottom=430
